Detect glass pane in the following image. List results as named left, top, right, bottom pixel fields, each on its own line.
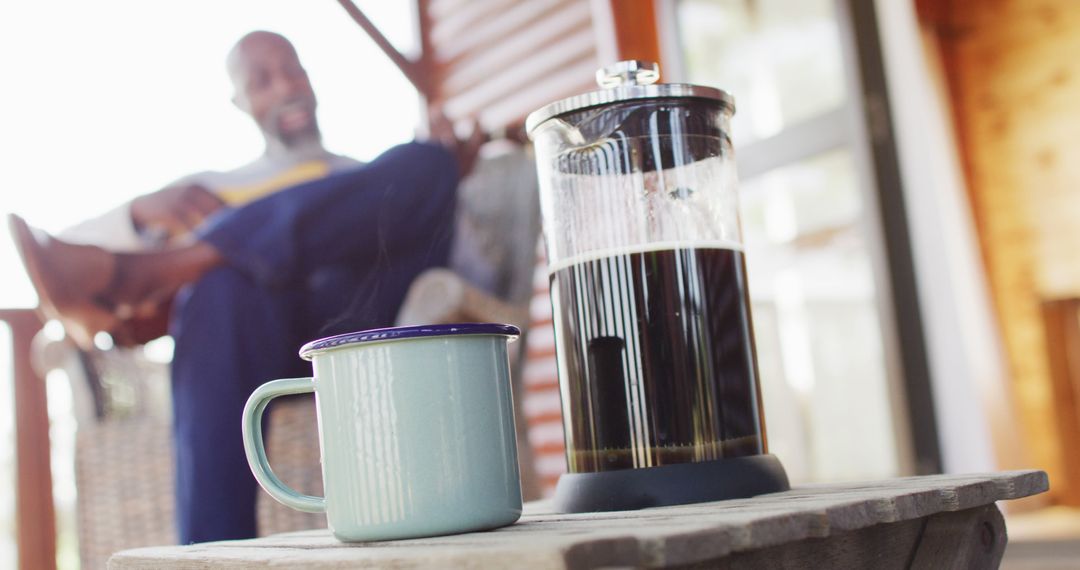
left=678, top=0, right=847, bottom=143
left=740, top=149, right=899, bottom=482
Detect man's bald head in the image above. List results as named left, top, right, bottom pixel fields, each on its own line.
left=227, top=31, right=296, bottom=81
left=227, top=31, right=320, bottom=149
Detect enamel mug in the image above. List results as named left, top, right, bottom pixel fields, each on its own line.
left=241, top=323, right=523, bottom=542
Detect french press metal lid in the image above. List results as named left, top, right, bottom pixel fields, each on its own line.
left=525, top=60, right=735, bottom=135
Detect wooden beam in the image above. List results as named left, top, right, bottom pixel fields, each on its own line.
left=0, top=308, right=54, bottom=570
left=415, top=0, right=435, bottom=90
left=335, top=0, right=430, bottom=97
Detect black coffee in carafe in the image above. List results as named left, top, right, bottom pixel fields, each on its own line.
left=550, top=245, right=764, bottom=473
left=528, top=60, right=789, bottom=512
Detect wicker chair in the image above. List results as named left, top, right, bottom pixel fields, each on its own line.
left=35, top=145, right=540, bottom=570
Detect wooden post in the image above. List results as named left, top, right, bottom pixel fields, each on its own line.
left=590, top=0, right=663, bottom=70
left=1042, top=298, right=1080, bottom=505
left=0, top=308, right=55, bottom=570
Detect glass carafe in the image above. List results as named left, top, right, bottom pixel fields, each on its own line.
left=528, top=61, right=772, bottom=485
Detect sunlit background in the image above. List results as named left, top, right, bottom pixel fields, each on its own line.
left=0, top=0, right=420, bottom=306
left=0, top=2, right=419, bottom=566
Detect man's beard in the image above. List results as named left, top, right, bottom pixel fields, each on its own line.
left=263, top=98, right=321, bottom=148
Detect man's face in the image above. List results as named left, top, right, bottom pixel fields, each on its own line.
left=230, top=35, right=319, bottom=146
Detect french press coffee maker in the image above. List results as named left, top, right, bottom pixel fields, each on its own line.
left=526, top=61, right=790, bottom=512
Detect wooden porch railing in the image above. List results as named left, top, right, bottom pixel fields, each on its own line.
left=1, top=308, right=55, bottom=570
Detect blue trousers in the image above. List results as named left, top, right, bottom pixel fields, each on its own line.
left=168, top=142, right=458, bottom=543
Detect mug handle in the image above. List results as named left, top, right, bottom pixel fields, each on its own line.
left=241, top=377, right=326, bottom=513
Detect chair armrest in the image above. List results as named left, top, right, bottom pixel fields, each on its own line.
left=31, top=328, right=74, bottom=376
left=395, top=269, right=530, bottom=331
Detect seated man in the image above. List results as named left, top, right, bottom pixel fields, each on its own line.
left=9, top=30, right=482, bottom=544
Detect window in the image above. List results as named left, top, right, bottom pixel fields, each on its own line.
left=670, top=0, right=906, bottom=482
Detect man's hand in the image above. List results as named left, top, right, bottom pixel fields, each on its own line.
left=109, top=297, right=173, bottom=347
left=131, top=183, right=225, bottom=238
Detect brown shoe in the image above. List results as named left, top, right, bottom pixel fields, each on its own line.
left=8, top=214, right=120, bottom=348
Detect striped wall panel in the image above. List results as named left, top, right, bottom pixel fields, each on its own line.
left=419, top=0, right=607, bottom=496
left=423, top=0, right=601, bottom=129
left=521, top=244, right=566, bottom=496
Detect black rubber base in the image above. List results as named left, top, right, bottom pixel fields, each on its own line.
left=553, top=454, right=790, bottom=513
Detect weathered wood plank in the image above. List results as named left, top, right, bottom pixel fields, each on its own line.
left=688, top=516, right=925, bottom=569
left=683, top=504, right=1006, bottom=569
left=107, top=470, right=1048, bottom=569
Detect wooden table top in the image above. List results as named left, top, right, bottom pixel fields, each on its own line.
left=108, top=470, right=1048, bottom=569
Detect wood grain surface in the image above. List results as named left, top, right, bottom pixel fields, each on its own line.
left=108, top=470, right=1047, bottom=569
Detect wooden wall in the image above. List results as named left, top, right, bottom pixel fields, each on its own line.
left=920, top=0, right=1080, bottom=504
left=419, top=0, right=602, bottom=130
left=418, top=0, right=662, bottom=129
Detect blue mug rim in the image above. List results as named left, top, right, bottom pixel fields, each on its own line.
left=299, top=323, right=521, bottom=360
